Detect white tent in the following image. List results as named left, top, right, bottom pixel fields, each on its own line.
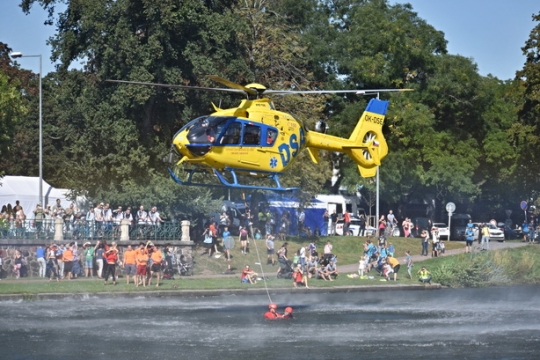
left=0, top=176, right=75, bottom=218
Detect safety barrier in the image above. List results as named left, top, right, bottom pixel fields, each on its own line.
left=0, top=219, right=182, bottom=241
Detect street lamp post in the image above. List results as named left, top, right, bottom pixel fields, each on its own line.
left=356, top=91, right=381, bottom=232
left=10, top=52, right=43, bottom=207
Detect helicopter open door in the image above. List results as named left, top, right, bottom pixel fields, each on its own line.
left=214, top=120, right=262, bottom=166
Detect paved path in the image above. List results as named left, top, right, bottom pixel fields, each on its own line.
left=337, top=240, right=531, bottom=274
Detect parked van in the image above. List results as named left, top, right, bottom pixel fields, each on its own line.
left=315, top=194, right=361, bottom=218
left=450, top=213, right=472, bottom=241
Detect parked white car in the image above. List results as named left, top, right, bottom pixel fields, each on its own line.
left=473, top=223, right=505, bottom=242
left=432, top=223, right=449, bottom=240
left=336, top=217, right=363, bottom=236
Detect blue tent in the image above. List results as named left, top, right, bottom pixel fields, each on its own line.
left=265, top=196, right=327, bottom=236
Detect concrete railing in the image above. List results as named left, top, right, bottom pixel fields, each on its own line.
left=0, top=219, right=184, bottom=241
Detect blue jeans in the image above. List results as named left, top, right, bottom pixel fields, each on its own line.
left=422, top=242, right=428, bottom=255
left=481, top=236, right=490, bottom=250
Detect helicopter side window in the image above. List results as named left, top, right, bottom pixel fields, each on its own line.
left=221, top=122, right=242, bottom=145
left=266, top=129, right=278, bottom=145
left=243, top=124, right=261, bottom=145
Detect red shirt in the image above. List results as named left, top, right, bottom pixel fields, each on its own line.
left=241, top=269, right=250, bottom=280
left=344, top=212, right=350, bottom=223
left=106, top=249, right=118, bottom=264
left=264, top=311, right=281, bottom=320
left=209, top=224, right=216, bottom=237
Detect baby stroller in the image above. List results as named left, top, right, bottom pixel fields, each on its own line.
left=161, top=259, right=177, bottom=280
left=177, top=255, right=193, bottom=276
left=277, top=257, right=293, bottom=279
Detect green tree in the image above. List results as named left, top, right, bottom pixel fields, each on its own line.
left=0, top=42, right=31, bottom=178
left=516, top=12, right=540, bottom=201
left=0, top=71, right=27, bottom=177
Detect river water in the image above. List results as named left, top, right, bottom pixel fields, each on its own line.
left=0, top=286, right=539, bottom=359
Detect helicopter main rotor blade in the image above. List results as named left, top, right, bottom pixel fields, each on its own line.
left=206, top=75, right=258, bottom=96
left=265, top=89, right=414, bottom=95
left=106, top=79, right=247, bottom=95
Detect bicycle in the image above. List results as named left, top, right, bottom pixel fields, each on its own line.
left=384, top=222, right=400, bottom=237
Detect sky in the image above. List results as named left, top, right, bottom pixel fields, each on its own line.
left=0, top=0, right=539, bottom=80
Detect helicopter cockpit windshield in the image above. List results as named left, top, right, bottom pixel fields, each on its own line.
left=187, top=116, right=234, bottom=145
left=183, top=116, right=234, bottom=156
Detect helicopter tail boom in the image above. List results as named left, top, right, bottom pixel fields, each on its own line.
left=306, top=98, right=389, bottom=178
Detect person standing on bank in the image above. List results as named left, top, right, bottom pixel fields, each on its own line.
left=480, top=223, right=490, bottom=251
left=149, top=244, right=163, bottom=287
left=378, top=215, right=386, bottom=237
left=405, top=250, right=413, bottom=279
left=358, top=214, right=366, bottom=237
left=465, top=226, right=474, bottom=253
left=239, top=226, right=249, bottom=255
left=103, top=242, right=119, bottom=285
left=323, top=210, right=330, bottom=236
left=83, top=241, right=97, bottom=278
left=421, top=229, right=429, bottom=256
left=266, top=234, right=276, bottom=265
left=36, top=245, right=46, bottom=278
left=34, top=204, right=45, bottom=238
left=330, top=210, right=338, bottom=236
left=343, top=211, right=351, bottom=236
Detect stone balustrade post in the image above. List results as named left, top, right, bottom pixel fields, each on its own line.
left=181, top=220, right=190, bottom=242
left=54, top=218, right=64, bottom=241
left=120, top=219, right=131, bottom=241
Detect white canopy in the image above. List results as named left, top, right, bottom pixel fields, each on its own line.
left=0, top=176, right=75, bottom=218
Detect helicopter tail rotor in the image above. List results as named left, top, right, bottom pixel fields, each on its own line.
left=346, top=99, right=389, bottom=176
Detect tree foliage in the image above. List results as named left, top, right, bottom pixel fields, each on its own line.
left=4, top=0, right=540, bottom=221
left=516, top=12, right=540, bottom=202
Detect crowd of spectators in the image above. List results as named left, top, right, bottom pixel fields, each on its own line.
left=0, top=200, right=166, bottom=240
left=6, top=239, right=179, bottom=286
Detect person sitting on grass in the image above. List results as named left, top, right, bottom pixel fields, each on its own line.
left=417, top=266, right=432, bottom=285
left=292, top=264, right=309, bottom=289
left=241, top=264, right=258, bottom=284
left=306, top=255, right=318, bottom=279
left=375, top=254, right=386, bottom=275
left=319, top=260, right=338, bottom=281
left=367, top=251, right=379, bottom=273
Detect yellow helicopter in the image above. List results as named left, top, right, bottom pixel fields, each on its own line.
left=108, top=76, right=410, bottom=191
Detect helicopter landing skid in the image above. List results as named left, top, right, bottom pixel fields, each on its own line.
left=167, top=168, right=298, bottom=192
